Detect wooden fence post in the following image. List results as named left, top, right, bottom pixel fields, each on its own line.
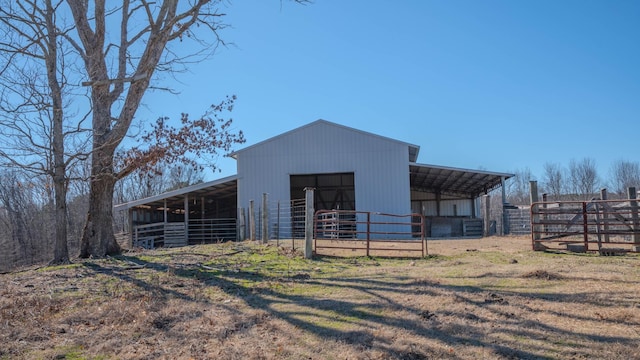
left=530, top=181, right=541, bottom=250
left=262, top=193, right=269, bottom=244
left=184, top=194, right=190, bottom=244
left=366, top=212, right=371, bottom=257
left=238, top=208, right=246, bottom=241
left=600, top=188, right=610, bottom=243
left=276, top=201, right=281, bottom=246
left=304, top=188, right=315, bottom=259
left=629, top=187, right=640, bottom=252
left=542, top=193, right=548, bottom=234
left=501, top=176, right=507, bottom=235
left=249, top=200, right=256, bottom=241
left=482, top=195, right=491, bottom=237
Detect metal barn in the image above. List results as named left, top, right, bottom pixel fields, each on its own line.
left=114, top=120, right=512, bottom=247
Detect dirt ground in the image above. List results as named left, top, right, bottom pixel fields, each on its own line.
left=1, top=236, right=639, bottom=359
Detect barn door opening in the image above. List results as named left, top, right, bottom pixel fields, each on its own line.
left=290, top=172, right=355, bottom=211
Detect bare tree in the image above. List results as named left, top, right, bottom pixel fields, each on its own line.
left=167, top=164, right=204, bottom=191
left=0, top=171, right=53, bottom=269
left=541, top=162, right=565, bottom=200
left=64, top=1, right=265, bottom=258
left=1, top=0, right=302, bottom=260
left=0, top=0, right=90, bottom=264
left=609, top=159, right=640, bottom=197
left=505, top=168, right=535, bottom=205
left=568, top=158, right=600, bottom=199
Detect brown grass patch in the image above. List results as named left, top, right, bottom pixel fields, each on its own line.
left=1, top=237, right=639, bottom=359
left=522, top=269, right=564, bottom=280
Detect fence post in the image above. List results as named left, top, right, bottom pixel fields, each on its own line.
left=629, top=187, right=640, bottom=252
left=582, top=202, right=589, bottom=251
left=304, top=188, right=314, bottom=259
left=600, top=188, right=610, bottom=243
left=238, top=208, right=246, bottom=241
left=482, top=195, right=490, bottom=237
left=366, top=212, right=371, bottom=257
left=184, top=194, right=190, bottom=245
left=249, top=200, right=256, bottom=241
left=542, top=193, right=548, bottom=234
left=262, top=193, right=269, bottom=244
left=501, top=176, right=507, bottom=235
left=422, top=215, right=427, bottom=257
left=530, top=181, right=540, bottom=250
left=276, top=201, right=281, bottom=246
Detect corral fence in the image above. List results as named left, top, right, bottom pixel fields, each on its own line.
left=131, top=218, right=236, bottom=249
left=531, top=198, right=640, bottom=254
left=250, top=197, right=306, bottom=249
left=313, top=210, right=427, bottom=257
left=504, top=207, right=531, bottom=235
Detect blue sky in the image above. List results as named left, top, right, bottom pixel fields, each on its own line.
left=139, top=0, right=640, bottom=182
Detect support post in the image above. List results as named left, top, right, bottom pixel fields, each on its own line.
left=422, top=215, right=427, bottom=257
left=530, top=181, right=540, bottom=250
left=184, top=194, right=189, bottom=245
left=600, top=188, right=610, bottom=243
left=238, top=208, right=246, bottom=241
left=201, top=197, right=206, bottom=243
left=163, top=199, right=168, bottom=224
left=262, top=193, right=269, bottom=244
left=277, top=201, right=281, bottom=246
left=542, top=193, right=548, bottom=234
left=366, top=212, right=371, bottom=257
left=249, top=200, right=256, bottom=241
left=501, top=176, right=508, bottom=236
left=482, top=195, right=491, bottom=237
left=128, top=208, right=134, bottom=248
left=582, top=202, right=589, bottom=251
left=629, top=187, right=640, bottom=252
left=304, top=188, right=315, bottom=259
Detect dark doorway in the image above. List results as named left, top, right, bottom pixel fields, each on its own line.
left=290, top=172, right=355, bottom=210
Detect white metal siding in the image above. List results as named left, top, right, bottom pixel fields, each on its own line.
left=237, top=122, right=411, bottom=217
left=414, top=199, right=474, bottom=217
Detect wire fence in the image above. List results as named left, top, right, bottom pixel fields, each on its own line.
left=257, top=198, right=306, bottom=249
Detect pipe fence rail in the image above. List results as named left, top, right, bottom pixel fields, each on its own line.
left=314, top=210, right=427, bottom=257
left=265, top=198, right=306, bottom=249
left=188, top=218, right=237, bottom=244
left=132, top=218, right=237, bottom=249
left=531, top=199, right=640, bottom=254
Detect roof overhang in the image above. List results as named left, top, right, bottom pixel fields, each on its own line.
left=114, top=175, right=238, bottom=212
left=410, top=163, right=513, bottom=198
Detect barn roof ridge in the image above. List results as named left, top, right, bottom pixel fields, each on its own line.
left=230, top=119, right=420, bottom=162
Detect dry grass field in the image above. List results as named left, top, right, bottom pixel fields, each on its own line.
left=1, top=236, right=639, bottom=359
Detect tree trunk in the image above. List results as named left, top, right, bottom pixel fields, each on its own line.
left=79, top=151, right=121, bottom=258
left=47, top=0, right=70, bottom=265
left=50, top=178, right=70, bottom=264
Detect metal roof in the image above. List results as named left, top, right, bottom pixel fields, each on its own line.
left=113, top=175, right=238, bottom=211
left=114, top=163, right=512, bottom=212
left=410, top=163, right=513, bottom=198
left=230, top=119, right=421, bottom=163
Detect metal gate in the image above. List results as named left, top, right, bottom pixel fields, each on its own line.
left=531, top=199, right=640, bottom=253
left=314, top=210, right=426, bottom=257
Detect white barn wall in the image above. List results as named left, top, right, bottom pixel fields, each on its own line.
left=410, top=190, right=474, bottom=217
left=236, top=121, right=413, bottom=238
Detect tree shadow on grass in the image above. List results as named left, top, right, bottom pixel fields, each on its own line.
left=83, top=252, right=639, bottom=359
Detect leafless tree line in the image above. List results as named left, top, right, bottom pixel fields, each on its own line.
left=0, top=163, right=203, bottom=272
left=0, top=0, right=263, bottom=269
left=504, top=158, right=640, bottom=205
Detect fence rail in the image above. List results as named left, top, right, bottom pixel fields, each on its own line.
left=314, top=210, right=426, bottom=257
left=188, top=218, right=237, bottom=244
left=531, top=199, right=640, bottom=253
left=132, top=218, right=237, bottom=248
